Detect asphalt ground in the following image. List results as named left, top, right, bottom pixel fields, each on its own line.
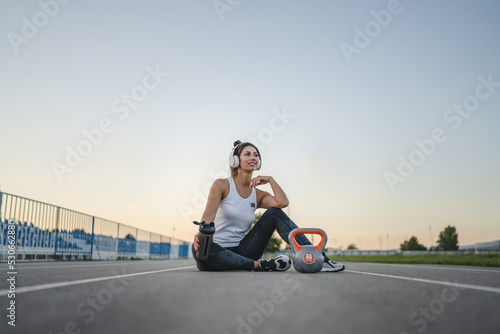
left=1, top=259, right=499, bottom=334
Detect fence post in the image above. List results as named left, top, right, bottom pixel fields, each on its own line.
left=54, top=207, right=60, bottom=260
left=0, top=192, right=3, bottom=222
left=115, top=223, right=120, bottom=259
left=136, top=228, right=139, bottom=259
left=0, top=192, right=3, bottom=260
left=90, top=216, right=95, bottom=260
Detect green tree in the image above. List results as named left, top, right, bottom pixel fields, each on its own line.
left=125, top=233, right=136, bottom=240
left=437, top=225, right=459, bottom=250
left=251, top=212, right=282, bottom=253
left=347, top=243, right=358, bottom=250
left=265, top=236, right=283, bottom=253
left=400, top=236, right=427, bottom=251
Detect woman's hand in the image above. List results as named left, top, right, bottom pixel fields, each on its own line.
left=250, top=175, right=272, bottom=188
left=193, top=233, right=200, bottom=252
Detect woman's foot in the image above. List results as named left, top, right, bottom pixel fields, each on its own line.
left=321, top=252, right=345, bottom=272
left=257, top=255, right=292, bottom=271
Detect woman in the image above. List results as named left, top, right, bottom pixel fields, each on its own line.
left=192, top=140, right=345, bottom=272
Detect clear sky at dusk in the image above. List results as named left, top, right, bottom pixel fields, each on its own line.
left=1, top=0, right=499, bottom=250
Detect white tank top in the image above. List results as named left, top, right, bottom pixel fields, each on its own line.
left=212, top=177, right=257, bottom=247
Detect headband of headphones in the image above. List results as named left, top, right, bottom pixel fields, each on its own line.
left=229, top=140, right=261, bottom=170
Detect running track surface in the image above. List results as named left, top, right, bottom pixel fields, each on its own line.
left=1, top=259, right=499, bottom=334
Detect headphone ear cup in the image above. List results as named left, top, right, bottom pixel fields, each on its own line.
left=256, top=159, right=261, bottom=170
left=230, top=155, right=239, bottom=168
left=229, top=145, right=239, bottom=168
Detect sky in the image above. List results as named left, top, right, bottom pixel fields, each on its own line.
left=1, top=0, right=499, bottom=250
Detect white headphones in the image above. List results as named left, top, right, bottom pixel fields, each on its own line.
left=229, top=140, right=261, bottom=170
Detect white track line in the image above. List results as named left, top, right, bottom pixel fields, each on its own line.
left=352, top=262, right=500, bottom=273
left=6, top=262, right=158, bottom=270
left=347, top=270, right=500, bottom=294
left=0, top=265, right=196, bottom=295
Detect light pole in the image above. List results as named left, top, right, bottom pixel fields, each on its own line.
left=429, top=226, right=433, bottom=250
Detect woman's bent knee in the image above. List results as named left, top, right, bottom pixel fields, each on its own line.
left=195, top=260, right=218, bottom=271
left=266, top=207, right=282, bottom=213
left=192, top=243, right=218, bottom=271
left=264, top=207, right=287, bottom=218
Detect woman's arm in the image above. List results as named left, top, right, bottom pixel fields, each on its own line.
left=253, top=176, right=289, bottom=209
left=200, top=178, right=226, bottom=222
left=194, top=178, right=226, bottom=251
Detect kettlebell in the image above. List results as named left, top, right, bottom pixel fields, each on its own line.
left=288, top=228, right=327, bottom=273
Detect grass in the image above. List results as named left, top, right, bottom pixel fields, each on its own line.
left=328, top=253, right=500, bottom=267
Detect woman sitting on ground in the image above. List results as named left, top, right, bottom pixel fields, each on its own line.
left=192, top=140, right=345, bottom=272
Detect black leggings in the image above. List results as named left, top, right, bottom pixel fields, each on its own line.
left=192, top=207, right=310, bottom=271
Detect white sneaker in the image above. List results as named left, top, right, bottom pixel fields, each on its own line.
left=321, top=252, right=345, bottom=272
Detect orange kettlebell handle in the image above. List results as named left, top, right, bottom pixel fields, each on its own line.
left=290, top=229, right=326, bottom=253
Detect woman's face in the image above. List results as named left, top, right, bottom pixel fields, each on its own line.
left=239, top=145, right=260, bottom=170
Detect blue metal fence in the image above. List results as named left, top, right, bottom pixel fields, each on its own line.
left=0, top=192, right=190, bottom=261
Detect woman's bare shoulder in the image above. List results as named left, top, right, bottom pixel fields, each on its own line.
left=213, top=178, right=229, bottom=187
left=212, top=178, right=229, bottom=193
left=213, top=178, right=230, bottom=198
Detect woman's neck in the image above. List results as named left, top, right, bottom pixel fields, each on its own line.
left=233, top=172, right=252, bottom=187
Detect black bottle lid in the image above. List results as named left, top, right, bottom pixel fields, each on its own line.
left=193, top=221, right=215, bottom=234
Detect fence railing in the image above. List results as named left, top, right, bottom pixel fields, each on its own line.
left=0, top=192, right=191, bottom=261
